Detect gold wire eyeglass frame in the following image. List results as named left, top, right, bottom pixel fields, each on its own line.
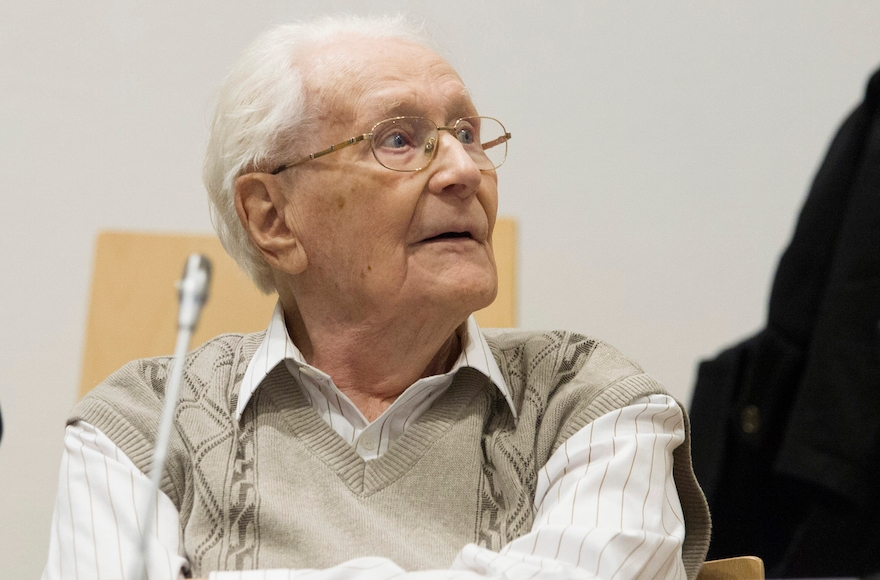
left=270, top=116, right=511, bottom=174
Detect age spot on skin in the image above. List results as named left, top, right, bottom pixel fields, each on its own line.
left=336, top=196, right=346, bottom=209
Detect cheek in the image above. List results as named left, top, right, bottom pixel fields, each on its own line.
left=291, top=174, right=359, bottom=232
left=322, top=191, right=412, bottom=261
left=289, top=167, right=421, bottom=266
left=479, top=180, right=499, bottom=230
left=347, top=175, right=421, bottom=237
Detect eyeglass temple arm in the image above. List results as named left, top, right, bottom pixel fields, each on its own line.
left=481, top=132, right=512, bottom=151
left=271, top=134, right=371, bottom=174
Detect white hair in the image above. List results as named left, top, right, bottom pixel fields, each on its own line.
left=203, top=14, right=435, bottom=293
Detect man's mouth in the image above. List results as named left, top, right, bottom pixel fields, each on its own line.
left=424, top=231, right=474, bottom=242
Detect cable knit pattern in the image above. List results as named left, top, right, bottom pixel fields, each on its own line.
left=70, top=329, right=710, bottom=579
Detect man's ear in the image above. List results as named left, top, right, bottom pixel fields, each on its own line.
left=234, top=173, right=308, bottom=275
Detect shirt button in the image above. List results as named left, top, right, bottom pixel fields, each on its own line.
left=360, top=434, right=378, bottom=450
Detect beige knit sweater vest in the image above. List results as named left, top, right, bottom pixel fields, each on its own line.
left=71, top=329, right=710, bottom=579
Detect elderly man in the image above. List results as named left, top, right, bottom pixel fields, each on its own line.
left=44, top=15, right=709, bottom=580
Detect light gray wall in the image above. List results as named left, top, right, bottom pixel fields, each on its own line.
left=1, top=1, right=878, bottom=576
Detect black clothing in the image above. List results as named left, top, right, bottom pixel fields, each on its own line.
left=690, top=67, right=880, bottom=577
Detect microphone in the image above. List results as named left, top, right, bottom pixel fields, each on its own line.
left=176, top=254, right=212, bottom=331
left=132, top=254, right=211, bottom=580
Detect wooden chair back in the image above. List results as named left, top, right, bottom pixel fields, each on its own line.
left=79, top=218, right=517, bottom=397
left=697, top=556, right=765, bottom=580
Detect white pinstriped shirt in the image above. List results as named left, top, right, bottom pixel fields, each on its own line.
left=44, top=306, right=688, bottom=580
left=237, top=305, right=517, bottom=460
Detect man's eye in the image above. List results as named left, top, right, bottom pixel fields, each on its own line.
left=457, top=128, right=475, bottom=145
left=379, top=132, right=410, bottom=149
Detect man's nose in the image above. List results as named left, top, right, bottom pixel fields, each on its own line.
left=426, top=131, right=483, bottom=198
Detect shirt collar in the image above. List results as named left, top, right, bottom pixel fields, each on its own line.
left=236, top=301, right=516, bottom=421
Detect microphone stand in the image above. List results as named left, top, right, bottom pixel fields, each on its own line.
left=131, top=254, right=211, bottom=580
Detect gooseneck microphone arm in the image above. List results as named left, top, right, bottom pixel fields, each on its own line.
left=132, top=254, right=211, bottom=580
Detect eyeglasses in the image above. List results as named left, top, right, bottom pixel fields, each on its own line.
left=270, top=116, right=511, bottom=174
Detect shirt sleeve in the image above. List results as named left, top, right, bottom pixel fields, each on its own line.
left=450, top=393, right=687, bottom=580
left=42, top=421, right=188, bottom=580
left=44, top=395, right=687, bottom=580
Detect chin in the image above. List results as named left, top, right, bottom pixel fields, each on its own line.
left=438, top=271, right=498, bottom=317
left=405, top=251, right=498, bottom=316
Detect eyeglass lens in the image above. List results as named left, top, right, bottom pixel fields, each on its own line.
left=370, top=116, right=508, bottom=171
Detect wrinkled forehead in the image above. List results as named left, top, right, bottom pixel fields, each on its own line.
left=299, top=36, right=476, bottom=129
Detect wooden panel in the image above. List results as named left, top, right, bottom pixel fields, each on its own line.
left=697, top=556, right=765, bottom=580
left=474, top=217, right=517, bottom=329
left=79, top=218, right=517, bottom=398
left=78, top=231, right=277, bottom=397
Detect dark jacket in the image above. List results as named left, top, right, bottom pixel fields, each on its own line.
left=690, top=67, right=880, bottom=578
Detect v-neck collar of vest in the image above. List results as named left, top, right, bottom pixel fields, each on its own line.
left=254, top=363, right=494, bottom=496
left=235, top=301, right=517, bottom=423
